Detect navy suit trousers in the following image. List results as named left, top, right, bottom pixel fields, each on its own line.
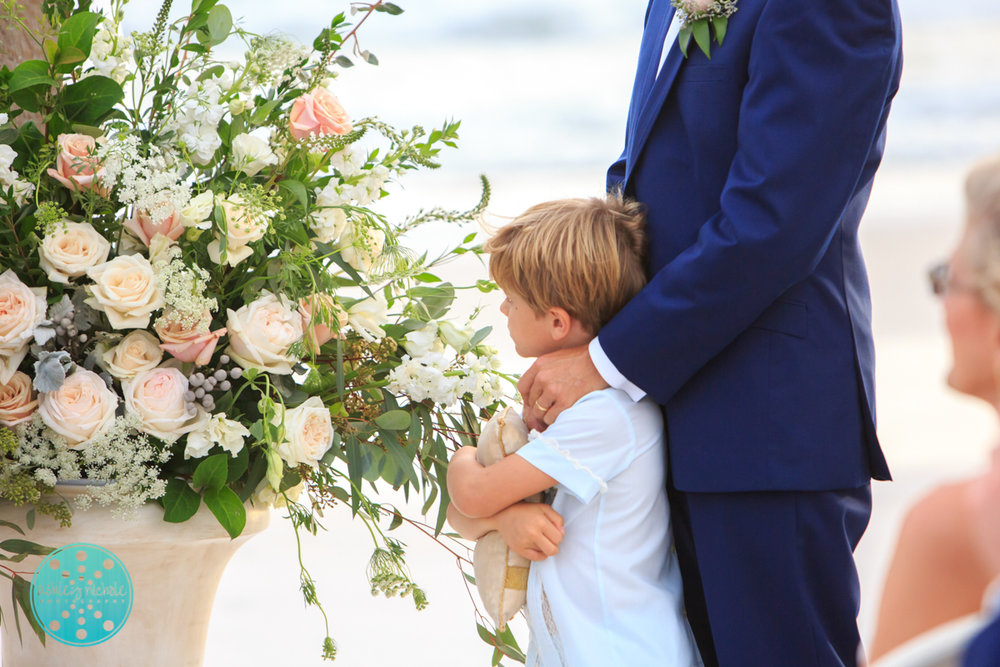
left=669, top=485, right=872, bottom=666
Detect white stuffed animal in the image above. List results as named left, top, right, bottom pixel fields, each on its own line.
left=473, top=406, right=542, bottom=629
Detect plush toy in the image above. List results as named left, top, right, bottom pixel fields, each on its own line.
left=473, top=406, right=542, bottom=629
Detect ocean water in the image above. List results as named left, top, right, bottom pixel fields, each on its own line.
left=104, top=0, right=1000, bottom=236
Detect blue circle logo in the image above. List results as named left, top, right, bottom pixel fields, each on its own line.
left=30, top=543, right=132, bottom=646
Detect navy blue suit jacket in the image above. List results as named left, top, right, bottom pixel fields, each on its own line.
left=602, top=0, right=902, bottom=492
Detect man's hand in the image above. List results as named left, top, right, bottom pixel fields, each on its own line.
left=495, top=502, right=565, bottom=562
left=519, top=344, right=608, bottom=431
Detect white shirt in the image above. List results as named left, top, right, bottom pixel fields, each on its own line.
left=516, top=389, right=699, bottom=666
left=593, top=11, right=682, bottom=402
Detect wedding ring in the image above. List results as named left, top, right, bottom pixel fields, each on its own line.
left=535, top=401, right=549, bottom=412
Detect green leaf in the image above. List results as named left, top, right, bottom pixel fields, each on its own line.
left=469, top=326, right=492, bottom=349
left=54, top=45, right=87, bottom=68
left=0, top=520, right=25, bottom=536
left=0, top=539, right=54, bottom=556
left=279, top=179, right=309, bottom=210
left=9, top=60, right=54, bottom=112
left=57, top=12, right=101, bottom=61
left=205, top=5, right=233, bottom=46
left=375, top=2, right=404, bottom=14
left=161, top=479, right=202, bottom=523
left=414, top=272, right=441, bottom=283
left=203, top=486, right=246, bottom=539
left=692, top=20, right=712, bottom=59
left=25, top=510, right=34, bottom=530
left=678, top=25, right=693, bottom=58
left=344, top=436, right=364, bottom=514
left=334, top=55, right=353, bottom=68
left=712, top=15, right=729, bottom=45
left=375, top=409, right=411, bottom=431
left=227, top=445, right=250, bottom=482
left=193, top=453, right=228, bottom=491
left=13, top=574, right=46, bottom=646
left=192, top=0, right=221, bottom=12
left=60, top=75, right=124, bottom=124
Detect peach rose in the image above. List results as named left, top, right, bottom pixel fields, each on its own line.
left=85, top=254, right=165, bottom=329
left=289, top=88, right=352, bottom=141
left=38, top=369, right=118, bottom=448
left=99, top=330, right=164, bottom=380
left=38, top=221, right=111, bottom=284
left=124, top=207, right=185, bottom=247
left=273, top=396, right=334, bottom=468
left=226, top=292, right=303, bottom=375
left=206, top=194, right=269, bottom=267
left=0, top=371, right=38, bottom=426
left=299, top=294, right=346, bottom=354
left=155, top=310, right=227, bottom=366
left=46, top=133, right=107, bottom=194
left=0, top=269, right=46, bottom=385
left=124, top=367, right=206, bottom=443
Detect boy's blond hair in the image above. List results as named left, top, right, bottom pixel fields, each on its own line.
left=484, top=195, right=648, bottom=334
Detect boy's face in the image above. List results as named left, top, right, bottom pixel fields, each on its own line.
left=499, top=290, right=559, bottom=358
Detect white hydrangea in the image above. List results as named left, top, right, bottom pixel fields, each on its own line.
left=0, top=144, right=36, bottom=206
left=86, top=18, right=134, bottom=84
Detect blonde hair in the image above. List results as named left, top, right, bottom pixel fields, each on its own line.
left=964, top=156, right=1000, bottom=313
left=484, top=195, right=647, bottom=334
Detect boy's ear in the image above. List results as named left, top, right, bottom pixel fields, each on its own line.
left=548, top=306, right=573, bottom=341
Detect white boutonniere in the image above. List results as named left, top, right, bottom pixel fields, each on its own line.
left=671, top=0, right=738, bottom=59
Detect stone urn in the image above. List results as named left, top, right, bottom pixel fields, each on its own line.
left=0, top=483, right=270, bottom=666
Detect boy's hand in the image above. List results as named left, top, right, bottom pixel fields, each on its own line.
left=495, top=502, right=565, bottom=562
left=519, top=345, right=608, bottom=431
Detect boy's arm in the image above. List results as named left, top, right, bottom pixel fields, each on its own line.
left=447, top=445, right=556, bottom=519
left=446, top=502, right=565, bottom=562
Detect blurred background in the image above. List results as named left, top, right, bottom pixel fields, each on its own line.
left=67, top=0, right=1000, bottom=663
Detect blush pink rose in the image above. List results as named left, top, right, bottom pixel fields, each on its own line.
left=38, top=369, right=118, bottom=448
left=298, top=294, right=346, bottom=354
left=155, top=311, right=227, bottom=366
left=0, top=371, right=37, bottom=427
left=46, top=134, right=107, bottom=194
left=124, top=367, right=205, bottom=443
left=124, top=207, right=185, bottom=246
left=289, top=88, right=352, bottom=141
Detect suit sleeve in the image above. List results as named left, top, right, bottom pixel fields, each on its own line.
left=599, top=0, right=901, bottom=404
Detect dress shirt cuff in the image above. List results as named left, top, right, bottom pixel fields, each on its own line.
left=589, top=336, right=647, bottom=402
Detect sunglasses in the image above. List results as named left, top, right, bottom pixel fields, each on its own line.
left=928, top=261, right=980, bottom=297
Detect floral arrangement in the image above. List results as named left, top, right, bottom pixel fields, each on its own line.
left=0, top=0, right=510, bottom=659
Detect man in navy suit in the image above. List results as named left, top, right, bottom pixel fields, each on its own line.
left=518, top=0, right=903, bottom=664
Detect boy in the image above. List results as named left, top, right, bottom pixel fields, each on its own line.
left=447, top=196, right=699, bottom=666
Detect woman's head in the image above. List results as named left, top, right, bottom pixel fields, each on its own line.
left=942, top=156, right=1000, bottom=402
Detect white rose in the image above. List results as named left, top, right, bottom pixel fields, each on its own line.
left=98, top=330, right=164, bottom=380
left=206, top=194, right=269, bottom=266
left=339, top=225, right=385, bottom=274
left=124, top=367, right=206, bottom=443
left=0, top=371, right=37, bottom=426
left=232, top=132, right=278, bottom=177
left=273, top=396, right=334, bottom=469
left=403, top=323, right=442, bottom=358
left=39, top=221, right=111, bottom=284
left=38, top=369, right=118, bottom=448
left=180, top=191, right=215, bottom=229
left=185, top=414, right=250, bottom=459
left=86, top=254, right=165, bottom=329
left=347, top=294, right=388, bottom=342
left=226, top=292, right=304, bottom=375
left=0, top=269, right=47, bottom=385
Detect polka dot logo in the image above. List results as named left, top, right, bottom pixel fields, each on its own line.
left=29, top=543, right=133, bottom=646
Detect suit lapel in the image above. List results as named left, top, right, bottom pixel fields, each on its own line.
left=626, top=1, right=685, bottom=185
left=625, top=0, right=672, bottom=156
